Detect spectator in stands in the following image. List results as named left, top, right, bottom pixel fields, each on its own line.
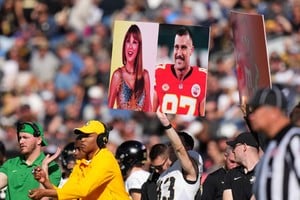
left=54, top=59, right=77, bottom=114
left=29, top=37, right=60, bottom=84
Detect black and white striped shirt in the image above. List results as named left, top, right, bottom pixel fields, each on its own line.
left=253, top=124, right=300, bottom=200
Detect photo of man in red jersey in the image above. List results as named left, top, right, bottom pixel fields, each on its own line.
left=153, top=25, right=209, bottom=116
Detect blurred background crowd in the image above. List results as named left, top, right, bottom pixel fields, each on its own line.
left=0, top=0, right=300, bottom=176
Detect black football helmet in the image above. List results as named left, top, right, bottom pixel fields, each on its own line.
left=115, top=140, right=147, bottom=177
left=60, top=142, right=76, bottom=170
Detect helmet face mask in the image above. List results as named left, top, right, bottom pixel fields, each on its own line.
left=60, top=142, right=76, bottom=170
left=115, top=140, right=147, bottom=177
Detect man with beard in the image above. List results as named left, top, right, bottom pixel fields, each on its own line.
left=153, top=26, right=207, bottom=116
left=0, top=122, right=61, bottom=200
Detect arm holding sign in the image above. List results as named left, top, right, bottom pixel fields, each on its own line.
left=156, top=110, right=198, bottom=181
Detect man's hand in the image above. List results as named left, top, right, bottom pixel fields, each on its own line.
left=28, top=188, right=57, bottom=200
left=32, top=167, right=47, bottom=184
left=156, top=109, right=170, bottom=127
left=28, top=188, right=44, bottom=200
left=33, top=147, right=61, bottom=189
left=157, top=108, right=198, bottom=182
left=41, top=147, right=61, bottom=180
left=42, top=147, right=61, bottom=172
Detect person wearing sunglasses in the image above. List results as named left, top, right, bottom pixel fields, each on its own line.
left=149, top=143, right=172, bottom=174
left=141, top=143, right=170, bottom=200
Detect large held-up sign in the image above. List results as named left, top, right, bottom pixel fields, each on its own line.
left=230, top=11, right=271, bottom=114
left=108, top=20, right=210, bottom=117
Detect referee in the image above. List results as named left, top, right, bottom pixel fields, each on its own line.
left=248, top=86, right=300, bottom=200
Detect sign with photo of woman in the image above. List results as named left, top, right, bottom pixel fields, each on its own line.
left=108, top=21, right=158, bottom=112
left=108, top=21, right=210, bottom=117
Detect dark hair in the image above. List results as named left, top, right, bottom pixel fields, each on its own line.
left=115, top=140, right=147, bottom=177
left=176, top=26, right=193, bottom=41
left=60, top=142, right=75, bottom=170
left=149, top=143, right=168, bottom=161
left=17, top=122, right=41, bottom=137
left=177, top=131, right=194, bottom=150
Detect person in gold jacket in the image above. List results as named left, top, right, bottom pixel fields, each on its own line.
left=29, top=120, right=130, bottom=200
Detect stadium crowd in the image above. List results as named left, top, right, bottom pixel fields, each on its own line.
left=0, top=0, right=299, bottom=186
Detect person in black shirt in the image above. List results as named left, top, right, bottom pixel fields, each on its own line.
left=140, top=166, right=160, bottom=200
left=201, top=145, right=239, bottom=200
left=141, top=143, right=170, bottom=200
left=223, top=132, right=261, bottom=200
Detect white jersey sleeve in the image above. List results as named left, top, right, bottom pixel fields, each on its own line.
left=157, top=150, right=203, bottom=200
left=126, top=169, right=150, bottom=194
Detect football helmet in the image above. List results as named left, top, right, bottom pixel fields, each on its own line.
left=60, top=142, right=75, bottom=170
left=115, top=140, right=147, bottom=177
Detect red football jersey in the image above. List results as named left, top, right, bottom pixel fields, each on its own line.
left=154, top=64, right=207, bottom=116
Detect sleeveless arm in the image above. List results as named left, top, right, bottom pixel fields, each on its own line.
left=156, top=111, right=198, bottom=181
left=143, top=69, right=152, bottom=112
left=152, top=68, right=159, bottom=112
left=108, top=68, right=122, bottom=108
left=152, top=91, right=158, bottom=112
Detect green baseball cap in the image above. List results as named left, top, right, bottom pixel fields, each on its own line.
left=17, top=122, right=48, bottom=146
